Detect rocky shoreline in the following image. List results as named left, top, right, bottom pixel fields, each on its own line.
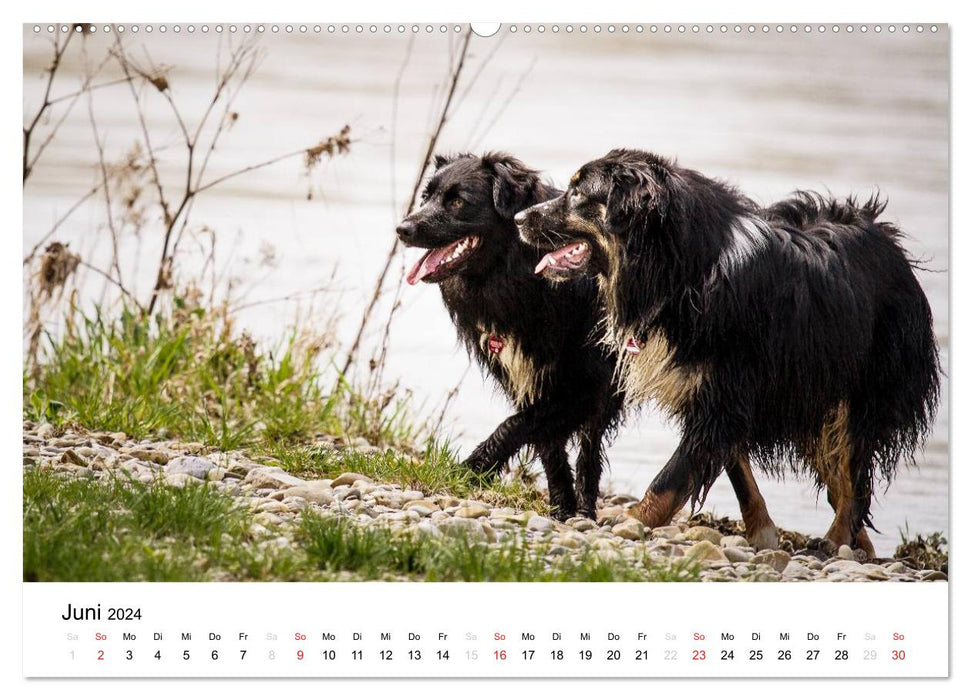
left=22, top=423, right=947, bottom=583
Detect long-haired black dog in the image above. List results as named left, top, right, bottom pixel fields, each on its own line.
left=396, top=152, right=780, bottom=543
left=396, top=152, right=621, bottom=519
left=516, top=148, right=940, bottom=555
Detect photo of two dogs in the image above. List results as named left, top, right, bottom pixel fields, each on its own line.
left=398, top=150, right=940, bottom=560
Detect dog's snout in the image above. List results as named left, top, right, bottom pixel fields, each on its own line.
left=396, top=220, right=417, bottom=240
left=514, top=211, right=528, bottom=226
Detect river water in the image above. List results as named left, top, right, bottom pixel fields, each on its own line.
left=23, top=25, right=949, bottom=555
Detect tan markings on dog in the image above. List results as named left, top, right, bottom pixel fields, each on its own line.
left=610, top=328, right=706, bottom=415
left=477, top=329, right=548, bottom=408
left=624, top=489, right=684, bottom=528
left=566, top=212, right=606, bottom=237
left=807, top=402, right=864, bottom=552
left=569, top=171, right=582, bottom=187
left=735, top=456, right=779, bottom=551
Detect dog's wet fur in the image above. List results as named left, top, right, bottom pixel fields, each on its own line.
left=517, top=148, right=940, bottom=555
left=396, top=152, right=625, bottom=520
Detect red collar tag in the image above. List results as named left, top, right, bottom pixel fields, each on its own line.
left=625, top=337, right=644, bottom=355
left=488, top=335, right=505, bottom=355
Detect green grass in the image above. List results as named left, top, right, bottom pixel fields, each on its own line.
left=24, top=299, right=418, bottom=450
left=23, top=469, right=699, bottom=582
left=272, top=440, right=551, bottom=513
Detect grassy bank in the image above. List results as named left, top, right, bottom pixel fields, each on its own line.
left=23, top=469, right=698, bottom=583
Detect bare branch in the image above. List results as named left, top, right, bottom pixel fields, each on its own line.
left=23, top=32, right=73, bottom=183
left=340, top=31, right=474, bottom=378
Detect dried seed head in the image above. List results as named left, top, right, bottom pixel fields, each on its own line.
left=37, top=242, right=80, bottom=297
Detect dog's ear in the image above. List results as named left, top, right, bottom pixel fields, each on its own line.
left=491, top=159, right=543, bottom=219
left=607, top=162, right=671, bottom=233
left=433, top=154, right=454, bottom=171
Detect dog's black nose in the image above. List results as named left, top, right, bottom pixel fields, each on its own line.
left=396, top=220, right=416, bottom=240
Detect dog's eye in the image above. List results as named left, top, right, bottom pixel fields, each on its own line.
left=447, top=198, right=463, bottom=211
left=570, top=190, right=585, bottom=205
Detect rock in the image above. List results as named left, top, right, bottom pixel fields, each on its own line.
left=684, top=540, right=728, bottom=563
left=401, top=490, right=424, bottom=502
left=649, top=525, right=682, bottom=540
left=126, top=447, right=171, bottom=464
left=36, top=423, right=56, bottom=440
left=837, top=544, right=854, bottom=560
left=822, top=559, right=864, bottom=575
left=163, top=473, right=200, bottom=488
left=405, top=499, right=440, bottom=512
left=720, top=535, right=749, bottom=549
left=455, top=505, right=490, bottom=519
left=723, top=547, right=753, bottom=563
left=330, top=472, right=373, bottom=487
left=566, top=517, right=596, bottom=532
left=921, top=570, right=948, bottom=582
left=782, top=561, right=814, bottom=579
left=683, top=526, right=724, bottom=545
left=164, top=455, right=218, bottom=480
left=861, top=564, right=890, bottom=581
left=243, top=467, right=306, bottom=489
left=526, top=515, right=553, bottom=532
left=611, top=519, right=645, bottom=541
left=280, top=483, right=334, bottom=505
left=751, top=550, right=791, bottom=573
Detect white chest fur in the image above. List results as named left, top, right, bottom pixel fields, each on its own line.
left=478, top=329, right=547, bottom=408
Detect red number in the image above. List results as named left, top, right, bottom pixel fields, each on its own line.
left=494, top=650, right=507, bottom=660
left=297, top=650, right=304, bottom=661
left=692, top=650, right=706, bottom=661
left=892, top=650, right=906, bottom=661
left=97, top=650, right=104, bottom=661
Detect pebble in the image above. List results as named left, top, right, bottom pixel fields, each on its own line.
left=455, top=505, right=490, bottom=519
left=164, top=455, right=218, bottom=480
left=684, top=540, right=729, bottom=563
left=330, top=472, right=372, bottom=488
left=611, top=519, right=645, bottom=541
left=683, top=526, right=724, bottom=545
left=723, top=547, right=753, bottom=563
left=837, top=544, right=855, bottom=560
left=243, top=467, right=306, bottom=489
left=720, top=535, right=749, bottom=549
left=751, top=550, right=791, bottom=573
left=526, top=515, right=553, bottom=532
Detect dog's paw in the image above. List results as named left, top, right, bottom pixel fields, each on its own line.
left=461, top=454, right=503, bottom=479
left=747, top=524, right=779, bottom=552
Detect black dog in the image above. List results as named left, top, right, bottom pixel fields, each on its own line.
left=396, top=152, right=622, bottom=519
left=517, top=148, right=940, bottom=556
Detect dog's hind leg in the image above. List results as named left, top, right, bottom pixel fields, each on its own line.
left=814, top=403, right=875, bottom=557
left=536, top=439, right=577, bottom=521
left=625, top=441, right=701, bottom=528
left=725, top=455, right=778, bottom=551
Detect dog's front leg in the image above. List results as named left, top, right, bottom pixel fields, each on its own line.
left=462, top=410, right=536, bottom=477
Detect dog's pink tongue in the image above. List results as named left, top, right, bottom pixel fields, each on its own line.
left=534, top=247, right=573, bottom=274
left=407, top=246, right=449, bottom=285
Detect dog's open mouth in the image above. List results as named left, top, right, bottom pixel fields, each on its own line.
left=406, top=235, right=480, bottom=285
left=534, top=240, right=591, bottom=276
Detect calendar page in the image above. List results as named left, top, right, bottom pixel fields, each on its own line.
left=20, top=13, right=951, bottom=687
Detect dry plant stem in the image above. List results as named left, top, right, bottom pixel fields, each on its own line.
left=23, top=184, right=101, bottom=265
left=340, top=31, right=473, bottom=379
left=23, top=32, right=72, bottom=183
